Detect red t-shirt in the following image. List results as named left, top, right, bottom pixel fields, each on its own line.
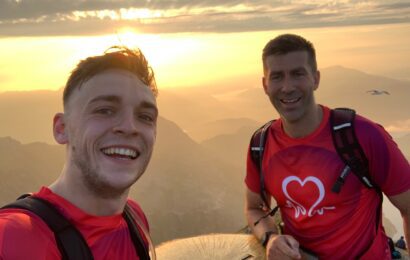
left=245, top=106, right=410, bottom=259
left=0, top=187, right=150, bottom=260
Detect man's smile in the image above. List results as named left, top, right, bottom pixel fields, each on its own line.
left=101, top=146, right=140, bottom=160
left=280, top=97, right=301, bottom=104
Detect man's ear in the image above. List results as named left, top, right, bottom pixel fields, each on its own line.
left=262, top=77, right=268, bottom=94
left=313, top=70, right=320, bottom=91
left=53, top=113, right=68, bottom=144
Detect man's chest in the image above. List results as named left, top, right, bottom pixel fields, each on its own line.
left=263, top=145, right=364, bottom=219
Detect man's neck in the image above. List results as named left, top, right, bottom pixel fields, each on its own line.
left=282, top=105, right=323, bottom=138
left=49, top=168, right=128, bottom=216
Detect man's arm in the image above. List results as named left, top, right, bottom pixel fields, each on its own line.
left=388, top=189, right=410, bottom=255
left=245, top=188, right=301, bottom=259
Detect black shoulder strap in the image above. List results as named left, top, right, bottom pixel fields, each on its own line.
left=123, top=204, right=151, bottom=260
left=250, top=120, right=274, bottom=209
left=1, top=196, right=93, bottom=260
left=330, top=108, right=378, bottom=193
left=330, top=108, right=383, bottom=237
left=2, top=196, right=151, bottom=260
left=250, top=120, right=279, bottom=226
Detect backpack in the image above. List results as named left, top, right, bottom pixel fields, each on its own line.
left=250, top=108, right=382, bottom=228
left=1, top=194, right=151, bottom=260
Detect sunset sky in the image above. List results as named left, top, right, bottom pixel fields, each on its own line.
left=1, top=0, right=409, bottom=92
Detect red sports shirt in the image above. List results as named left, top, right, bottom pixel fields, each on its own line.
left=246, top=106, right=410, bottom=259
left=0, top=187, right=150, bottom=260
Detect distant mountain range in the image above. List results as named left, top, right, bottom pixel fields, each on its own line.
left=318, top=66, right=410, bottom=126
left=158, top=66, right=410, bottom=139
left=0, top=117, right=245, bottom=244
left=1, top=66, right=409, bottom=144
left=1, top=66, right=409, bottom=243
left=130, top=117, right=245, bottom=243
left=0, top=137, right=64, bottom=200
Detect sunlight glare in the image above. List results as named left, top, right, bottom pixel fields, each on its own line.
left=1, top=23, right=409, bottom=93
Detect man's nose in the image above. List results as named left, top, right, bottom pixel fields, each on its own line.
left=281, top=76, right=296, bottom=93
left=113, top=111, right=138, bottom=135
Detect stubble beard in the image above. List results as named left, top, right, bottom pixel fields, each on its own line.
left=72, top=146, right=131, bottom=199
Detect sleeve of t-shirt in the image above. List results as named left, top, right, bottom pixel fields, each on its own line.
left=0, top=209, right=60, bottom=259
left=244, top=142, right=262, bottom=193
left=355, top=116, right=410, bottom=196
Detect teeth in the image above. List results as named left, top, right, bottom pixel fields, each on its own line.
left=102, top=147, right=137, bottom=158
left=281, top=98, right=299, bottom=103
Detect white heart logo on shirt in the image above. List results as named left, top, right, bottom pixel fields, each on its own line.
left=282, top=176, right=335, bottom=218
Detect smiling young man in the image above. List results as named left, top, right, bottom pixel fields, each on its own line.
left=0, top=47, right=158, bottom=259
left=244, top=34, right=410, bottom=259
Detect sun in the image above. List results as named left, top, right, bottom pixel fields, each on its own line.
left=106, top=29, right=208, bottom=87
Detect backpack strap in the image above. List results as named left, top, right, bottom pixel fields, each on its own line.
left=2, top=195, right=151, bottom=260
left=123, top=204, right=151, bottom=260
left=330, top=108, right=378, bottom=193
left=250, top=120, right=279, bottom=226
left=1, top=195, right=93, bottom=260
left=250, top=120, right=274, bottom=209
left=330, top=108, right=383, bottom=238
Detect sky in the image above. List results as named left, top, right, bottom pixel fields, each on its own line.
left=0, top=0, right=410, bottom=92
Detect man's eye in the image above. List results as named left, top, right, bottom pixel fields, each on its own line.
left=139, top=114, right=154, bottom=123
left=96, top=108, right=114, bottom=115
left=270, top=74, right=282, bottom=81
left=294, top=71, right=306, bottom=77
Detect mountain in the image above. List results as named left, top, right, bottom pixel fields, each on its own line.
left=188, top=117, right=261, bottom=142
left=2, top=66, right=408, bottom=144
left=317, top=66, right=410, bottom=126
left=0, top=117, right=246, bottom=244
left=161, top=85, right=276, bottom=131
left=0, top=89, right=62, bottom=144
left=157, top=88, right=238, bottom=133
left=215, top=66, right=410, bottom=126
left=131, top=117, right=245, bottom=243
left=0, top=137, right=64, bottom=202
left=158, top=66, right=410, bottom=140
left=201, top=125, right=258, bottom=169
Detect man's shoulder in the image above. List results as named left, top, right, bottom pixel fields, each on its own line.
left=353, top=113, right=388, bottom=140
left=254, top=119, right=281, bottom=135
left=126, top=199, right=149, bottom=230
left=0, top=207, right=51, bottom=234
left=126, top=199, right=144, bottom=214
left=354, top=112, right=382, bottom=127
left=0, top=208, right=54, bottom=244
left=330, top=108, right=385, bottom=137
left=0, top=208, right=59, bottom=258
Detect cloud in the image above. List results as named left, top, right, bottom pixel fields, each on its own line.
left=0, top=0, right=409, bottom=36
left=385, top=119, right=410, bottom=133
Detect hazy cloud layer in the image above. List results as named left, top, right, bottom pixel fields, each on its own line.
left=0, top=0, right=409, bottom=36
left=386, top=119, right=410, bottom=133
